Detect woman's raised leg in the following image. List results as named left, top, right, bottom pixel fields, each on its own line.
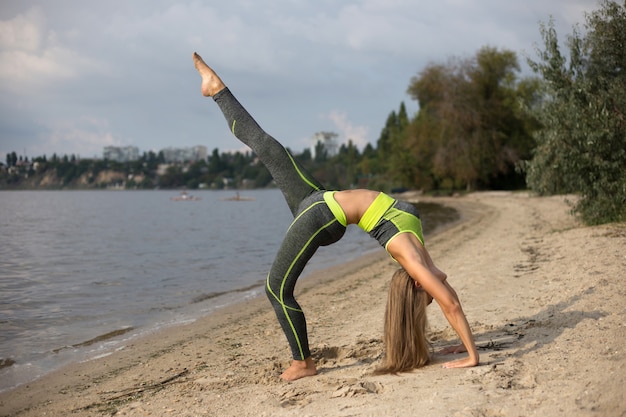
left=193, top=52, right=324, bottom=214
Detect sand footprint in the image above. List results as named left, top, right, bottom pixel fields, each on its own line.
left=279, top=389, right=315, bottom=407
left=331, top=380, right=385, bottom=398
left=313, top=338, right=383, bottom=367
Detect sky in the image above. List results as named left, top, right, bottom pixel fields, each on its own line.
left=0, top=0, right=600, bottom=161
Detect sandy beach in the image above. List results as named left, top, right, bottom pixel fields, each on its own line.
left=1, top=192, right=624, bottom=417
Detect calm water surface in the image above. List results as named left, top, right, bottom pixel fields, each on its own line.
left=0, top=189, right=456, bottom=392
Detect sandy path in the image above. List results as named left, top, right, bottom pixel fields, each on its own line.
left=1, top=192, right=624, bottom=417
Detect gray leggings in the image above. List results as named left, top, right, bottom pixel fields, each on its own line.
left=214, top=88, right=346, bottom=360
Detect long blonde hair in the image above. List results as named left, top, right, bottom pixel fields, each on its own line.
left=375, top=268, right=431, bottom=374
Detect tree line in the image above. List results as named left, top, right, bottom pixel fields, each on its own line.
left=1, top=149, right=273, bottom=190
left=2, top=0, right=624, bottom=225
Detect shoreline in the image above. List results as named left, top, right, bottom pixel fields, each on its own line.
left=0, top=193, right=460, bottom=407
left=0, top=190, right=449, bottom=395
left=2, top=192, right=624, bottom=417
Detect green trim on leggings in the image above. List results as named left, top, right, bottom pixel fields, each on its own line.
left=214, top=88, right=346, bottom=360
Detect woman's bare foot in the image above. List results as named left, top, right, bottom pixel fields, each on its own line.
left=192, top=52, right=226, bottom=97
left=281, top=357, right=317, bottom=381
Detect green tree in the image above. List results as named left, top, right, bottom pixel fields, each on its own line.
left=467, top=47, right=534, bottom=188
left=408, top=61, right=472, bottom=190
left=375, top=103, right=413, bottom=187
left=376, top=111, right=395, bottom=161
left=334, top=139, right=361, bottom=188
left=159, top=165, right=184, bottom=188
left=388, top=103, right=412, bottom=184
left=525, top=1, right=626, bottom=224
left=208, top=148, right=226, bottom=174
left=406, top=48, right=536, bottom=191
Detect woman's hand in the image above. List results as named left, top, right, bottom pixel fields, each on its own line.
left=442, top=356, right=479, bottom=369
left=438, top=344, right=467, bottom=355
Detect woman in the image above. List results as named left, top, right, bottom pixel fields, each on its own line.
left=192, top=52, right=478, bottom=381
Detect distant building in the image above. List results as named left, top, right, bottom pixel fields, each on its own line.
left=156, top=164, right=170, bottom=176
left=103, top=146, right=139, bottom=162
left=160, top=145, right=208, bottom=163
left=102, top=145, right=208, bottom=163
left=310, top=132, right=339, bottom=158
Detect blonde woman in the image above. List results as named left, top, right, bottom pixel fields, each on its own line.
left=193, top=52, right=478, bottom=381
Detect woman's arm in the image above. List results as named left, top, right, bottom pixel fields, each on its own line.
left=434, top=280, right=479, bottom=368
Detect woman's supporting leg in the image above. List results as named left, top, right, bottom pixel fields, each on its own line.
left=266, top=194, right=346, bottom=380
left=265, top=196, right=345, bottom=352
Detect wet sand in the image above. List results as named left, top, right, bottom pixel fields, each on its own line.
left=1, top=192, right=624, bottom=417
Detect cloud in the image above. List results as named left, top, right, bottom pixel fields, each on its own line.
left=325, top=110, right=369, bottom=150
left=45, top=117, right=122, bottom=158
left=0, top=6, right=103, bottom=95
left=0, top=0, right=601, bottom=160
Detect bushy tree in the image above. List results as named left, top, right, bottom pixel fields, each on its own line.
left=525, top=0, right=626, bottom=224
left=405, top=47, right=537, bottom=191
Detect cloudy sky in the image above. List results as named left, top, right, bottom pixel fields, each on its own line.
left=0, top=0, right=598, bottom=161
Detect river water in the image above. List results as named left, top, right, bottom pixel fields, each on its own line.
left=0, top=189, right=456, bottom=392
